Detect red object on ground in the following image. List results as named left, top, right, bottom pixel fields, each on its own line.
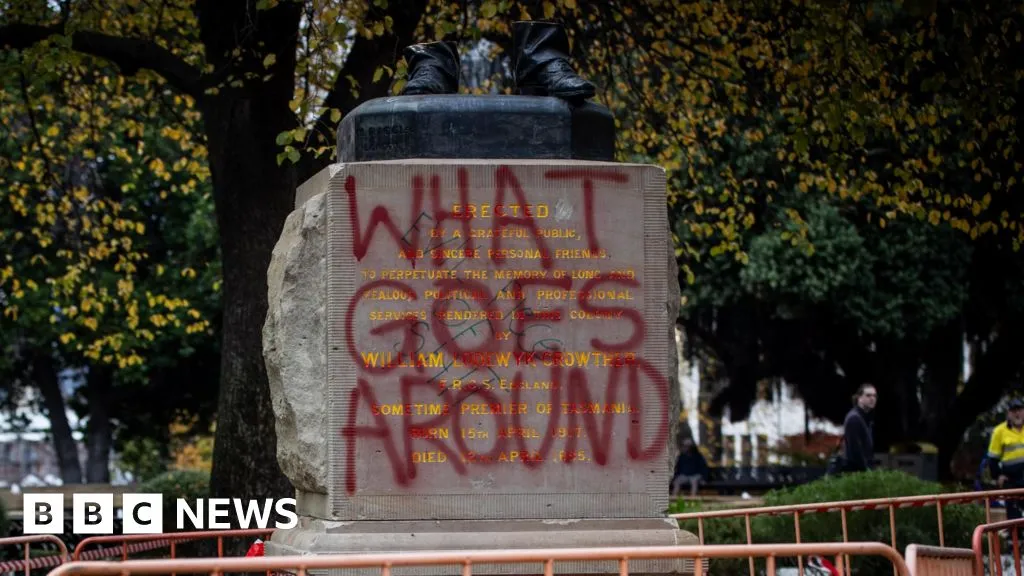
left=245, top=539, right=265, bottom=557
left=814, top=555, right=840, bottom=576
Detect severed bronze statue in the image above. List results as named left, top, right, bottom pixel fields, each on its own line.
left=399, top=21, right=594, bottom=101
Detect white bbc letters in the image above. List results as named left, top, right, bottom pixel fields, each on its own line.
left=72, top=493, right=114, bottom=534
left=122, top=494, right=164, bottom=534
left=22, top=494, right=64, bottom=534
left=207, top=498, right=231, bottom=529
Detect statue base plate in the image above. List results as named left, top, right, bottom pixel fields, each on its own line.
left=266, top=517, right=699, bottom=576
left=336, top=95, right=615, bottom=162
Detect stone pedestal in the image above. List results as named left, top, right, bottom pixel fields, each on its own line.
left=337, top=95, right=615, bottom=162
left=268, top=518, right=697, bottom=576
left=264, top=96, right=688, bottom=574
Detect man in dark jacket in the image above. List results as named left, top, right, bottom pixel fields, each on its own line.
left=671, top=438, right=709, bottom=497
left=843, top=383, right=877, bottom=472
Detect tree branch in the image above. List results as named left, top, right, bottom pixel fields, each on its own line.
left=303, top=0, right=427, bottom=179
left=680, top=316, right=734, bottom=367
left=0, top=23, right=204, bottom=98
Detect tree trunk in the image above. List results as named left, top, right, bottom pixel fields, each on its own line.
left=85, top=366, right=113, bottom=483
left=33, top=355, right=83, bottom=484
left=930, top=325, right=1024, bottom=480
left=3, top=0, right=427, bottom=519
left=201, top=94, right=297, bottom=536
left=871, top=343, right=921, bottom=453
left=919, top=320, right=964, bottom=479
left=190, top=0, right=428, bottom=545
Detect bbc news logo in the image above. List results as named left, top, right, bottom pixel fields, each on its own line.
left=23, top=494, right=298, bottom=534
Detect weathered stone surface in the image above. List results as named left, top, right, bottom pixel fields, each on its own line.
left=336, top=96, right=615, bottom=162
left=266, top=518, right=700, bottom=576
left=263, top=170, right=334, bottom=494
left=666, top=220, right=682, bottom=477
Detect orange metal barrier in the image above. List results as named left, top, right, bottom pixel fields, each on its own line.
left=905, top=544, right=974, bottom=576
left=72, top=529, right=274, bottom=561
left=972, top=517, right=1024, bottom=576
left=0, top=535, right=69, bottom=576
left=671, top=487, right=1024, bottom=576
left=45, top=542, right=910, bottom=576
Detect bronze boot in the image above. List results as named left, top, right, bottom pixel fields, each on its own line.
left=512, top=21, right=595, bottom=100
left=400, top=41, right=460, bottom=95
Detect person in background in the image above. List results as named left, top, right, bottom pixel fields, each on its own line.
left=987, top=398, right=1024, bottom=524
left=671, top=438, right=709, bottom=497
left=843, top=383, right=877, bottom=473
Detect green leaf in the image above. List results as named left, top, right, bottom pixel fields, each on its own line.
left=275, top=131, right=291, bottom=146
left=793, top=132, right=809, bottom=155
left=480, top=1, right=498, bottom=18
left=373, top=66, right=384, bottom=83
left=262, top=54, right=276, bottom=68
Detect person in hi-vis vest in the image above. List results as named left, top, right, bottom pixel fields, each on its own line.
left=988, top=398, right=1024, bottom=524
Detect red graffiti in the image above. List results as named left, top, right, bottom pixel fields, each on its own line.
left=577, top=274, right=643, bottom=352
left=491, top=166, right=554, bottom=269
left=509, top=277, right=573, bottom=354
left=341, top=379, right=406, bottom=494
left=402, top=376, right=466, bottom=480
left=429, top=278, right=503, bottom=361
left=342, top=360, right=670, bottom=491
left=562, top=359, right=670, bottom=464
left=339, top=164, right=667, bottom=494
left=429, top=169, right=474, bottom=267
left=343, top=165, right=628, bottom=267
left=509, top=367, right=562, bottom=470
left=345, top=280, right=423, bottom=375
left=346, top=176, right=423, bottom=267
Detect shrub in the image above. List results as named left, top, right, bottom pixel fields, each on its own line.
left=677, top=514, right=750, bottom=575
left=666, top=498, right=705, bottom=515
left=677, top=470, right=985, bottom=575
left=119, top=437, right=169, bottom=481
left=0, top=499, right=11, bottom=562
left=138, top=469, right=210, bottom=532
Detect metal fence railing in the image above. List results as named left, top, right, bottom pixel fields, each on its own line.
left=72, top=529, right=274, bottom=561
left=670, top=487, right=1024, bottom=576
left=0, top=535, right=69, bottom=576
left=43, top=543, right=910, bottom=576
left=972, top=517, right=1024, bottom=576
